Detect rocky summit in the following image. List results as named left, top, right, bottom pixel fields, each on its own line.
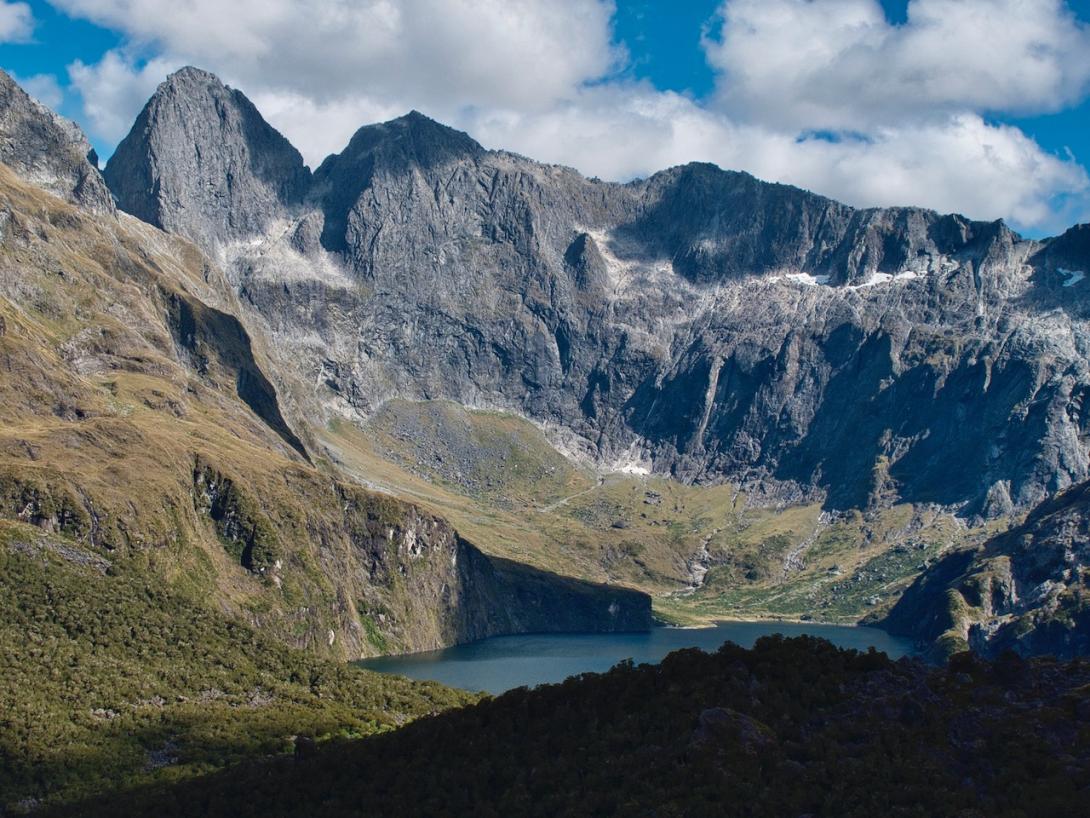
left=0, top=70, right=113, bottom=215
left=107, top=68, right=1090, bottom=523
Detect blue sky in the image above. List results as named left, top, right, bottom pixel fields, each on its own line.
left=2, top=0, right=1090, bottom=235
left=614, top=0, right=1090, bottom=183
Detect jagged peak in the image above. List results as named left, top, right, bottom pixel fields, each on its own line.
left=139, top=66, right=238, bottom=112
left=0, top=68, right=114, bottom=214
left=164, top=65, right=223, bottom=86
left=316, top=109, right=483, bottom=178
left=103, top=64, right=309, bottom=249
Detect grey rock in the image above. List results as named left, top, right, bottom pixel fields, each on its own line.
left=104, top=66, right=310, bottom=251
left=104, top=68, right=1090, bottom=521
left=884, top=479, right=1090, bottom=659
left=0, top=69, right=114, bottom=214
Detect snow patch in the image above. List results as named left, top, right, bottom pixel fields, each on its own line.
left=848, top=270, right=921, bottom=289
left=1060, top=268, right=1085, bottom=287
left=783, top=272, right=831, bottom=286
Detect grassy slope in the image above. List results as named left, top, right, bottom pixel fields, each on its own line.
left=323, top=400, right=991, bottom=626
left=0, top=165, right=510, bottom=660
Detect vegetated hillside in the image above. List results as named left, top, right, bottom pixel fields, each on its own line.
left=884, top=479, right=1090, bottom=661
left=52, top=636, right=1090, bottom=818
left=0, top=520, right=476, bottom=811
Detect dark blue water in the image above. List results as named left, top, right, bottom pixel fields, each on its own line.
left=356, top=622, right=914, bottom=694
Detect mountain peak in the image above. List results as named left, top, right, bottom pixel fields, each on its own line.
left=164, top=65, right=223, bottom=87
left=0, top=69, right=114, bottom=213
left=322, top=109, right=484, bottom=174
left=104, top=65, right=309, bottom=251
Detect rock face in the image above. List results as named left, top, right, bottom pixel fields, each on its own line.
left=883, top=480, right=1090, bottom=660
left=0, top=70, right=113, bottom=214
left=103, top=68, right=1090, bottom=520
left=104, top=67, right=309, bottom=251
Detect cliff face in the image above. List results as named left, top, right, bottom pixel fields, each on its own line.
left=0, top=70, right=113, bottom=215
left=104, top=66, right=309, bottom=250
left=104, top=68, right=1090, bottom=519
left=0, top=71, right=650, bottom=660
left=883, top=480, right=1090, bottom=660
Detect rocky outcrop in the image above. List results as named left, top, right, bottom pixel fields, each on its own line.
left=883, top=480, right=1090, bottom=660
left=342, top=498, right=650, bottom=654
left=162, top=288, right=309, bottom=459
left=0, top=69, right=113, bottom=214
left=101, top=68, right=1090, bottom=519
left=104, top=67, right=309, bottom=250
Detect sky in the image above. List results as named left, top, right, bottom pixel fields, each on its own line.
left=2, top=0, right=1090, bottom=236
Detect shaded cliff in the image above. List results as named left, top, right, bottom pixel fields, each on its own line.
left=882, top=480, right=1090, bottom=660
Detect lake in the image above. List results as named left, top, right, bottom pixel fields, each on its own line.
left=356, top=622, right=916, bottom=694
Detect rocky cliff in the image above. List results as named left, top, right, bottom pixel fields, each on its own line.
left=104, top=66, right=309, bottom=251
left=0, top=70, right=113, bottom=214
left=0, top=69, right=650, bottom=659
left=105, top=68, right=1090, bottom=521
left=883, top=479, right=1090, bottom=660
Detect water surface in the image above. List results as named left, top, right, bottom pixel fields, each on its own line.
left=357, top=621, right=914, bottom=694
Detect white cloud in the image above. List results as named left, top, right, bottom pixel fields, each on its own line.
left=704, top=0, right=1090, bottom=130
left=0, top=1, right=33, bottom=42
left=50, top=0, right=1090, bottom=232
left=67, top=51, right=180, bottom=142
left=245, top=91, right=406, bottom=167
left=50, top=0, right=620, bottom=110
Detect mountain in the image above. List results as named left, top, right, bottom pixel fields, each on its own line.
left=883, top=478, right=1090, bottom=660
left=105, top=68, right=1090, bottom=525
left=0, top=70, right=113, bottom=214
left=0, top=69, right=651, bottom=808
left=104, top=66, right=309, bottom=249
left=3, top=60, right=1090, bottom=812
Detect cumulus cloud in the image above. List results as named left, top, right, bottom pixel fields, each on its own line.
left=704, top=0, right=1090, bottom=130
left=0, top=1, right=33, bottom=42
left=50, top=0, right=1090, bottom=232
left=68, top=51, right=180, bottom=142
left=50, top=0, right=620, bottom=109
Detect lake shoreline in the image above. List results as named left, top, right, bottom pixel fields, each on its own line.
left=356, top=621, right=915, bottom=695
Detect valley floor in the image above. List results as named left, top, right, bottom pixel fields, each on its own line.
left=323, top=401, right=999, bottom=630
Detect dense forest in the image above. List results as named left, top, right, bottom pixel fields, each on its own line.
left=50, top=636, right=1090, bottom=817
left=0, top=526, right=474, bottom=810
